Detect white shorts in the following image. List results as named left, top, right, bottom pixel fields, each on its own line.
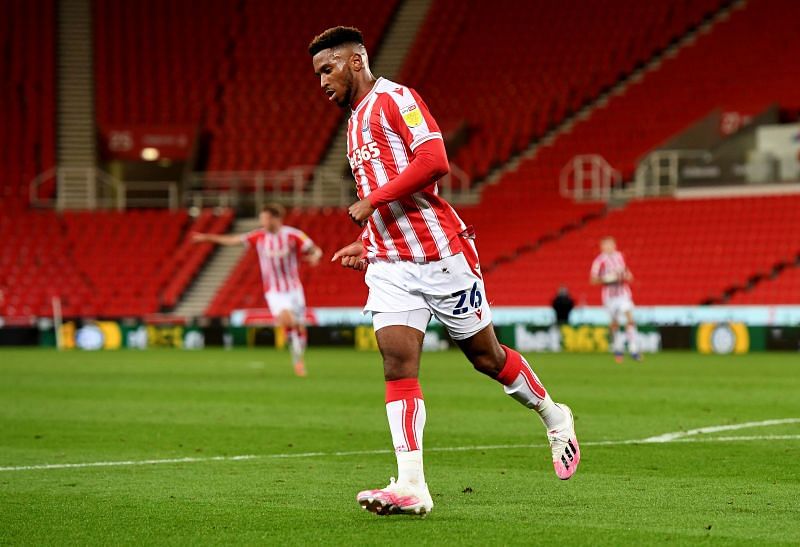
left=364, top=252, right=492, bottom=341
left=604, top=294, right=634, bottom=323
left=265, top=288, right=306, bottom=320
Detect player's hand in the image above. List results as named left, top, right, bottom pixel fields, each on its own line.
left=191, top=232, right=209, bottom=243
left=348, top=198, right=375, bottom=226
left=601, top=273, right=618, bottom=284
left=304, top=247, right=323, bottom=267
left=331, top=241, right=367, bottom=271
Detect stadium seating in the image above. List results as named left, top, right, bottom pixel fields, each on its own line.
left=398, top=0, right=727, bottom=182
left=94, top=0, right=399, bottom=177
left=533, top=0, right=800, bottom=182
left=0, top=211, right=88, bottom=318
left=483, top=195, right=800, bottom=306
left=207, top=193, right=800, bottom=312
left=157, top=208, right=235, bottom=308
left=0, top=0, right=56, bottom=207
left=0, top=209, right=232, bottom=318
left=726, top=264, right=800, bottom=305
left=93, top=0, right=236, bottom=128
left=206, top=0, right=398, bottom=173
left=455, top=0, right=800, bottom=285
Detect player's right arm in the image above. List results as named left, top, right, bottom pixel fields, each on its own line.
left=347, top=89, right=449, bottom=224
left=331, top=240, right=367, bottom=271
left=191, top=233, right=244, bottom=246
left=589, top=257, right=617, bottom=285
left=589, top=257, right=603, bottom=285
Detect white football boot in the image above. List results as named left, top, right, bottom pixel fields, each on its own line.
left=356, top=478, right=433, bottom=516
left=548, top=403, right=581, bottom=480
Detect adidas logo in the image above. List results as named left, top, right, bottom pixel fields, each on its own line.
left=561, top=440, right=578, bottom=469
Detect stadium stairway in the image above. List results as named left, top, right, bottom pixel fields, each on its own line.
left=57, top=0, right=96, bottom=176
left=171, top=217, right=259, bottom=318
left=312, top=0, right=434, bottom=203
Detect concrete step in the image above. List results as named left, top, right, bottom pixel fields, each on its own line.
left=57, top=0, right=96, bottom=171
left=171, top=218, right=260, bottom=317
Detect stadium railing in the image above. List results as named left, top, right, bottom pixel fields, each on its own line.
left=559, top=154, right=623, bottom=202
left=29, top=168, right=181, bottom=211
left=28, top=162, right=471, bottom=213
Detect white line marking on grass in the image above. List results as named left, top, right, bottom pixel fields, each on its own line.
left=639, top=418, right=800, bottom=443
left=2, top=419, right=798, bottom=473
left=0, top=454, right=261, bottom=472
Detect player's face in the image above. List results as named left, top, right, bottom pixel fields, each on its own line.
left=312, top=48, right=355, bottom=109
left=260, top=211, right=280, bottom=232
left=600, top=239, right=616, bottom=254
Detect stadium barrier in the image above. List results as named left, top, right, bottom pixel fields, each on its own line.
left=7, top=305, right=799, bottom=354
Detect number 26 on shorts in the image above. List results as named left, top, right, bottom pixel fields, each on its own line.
left=452, top=282, right=483, bottom=315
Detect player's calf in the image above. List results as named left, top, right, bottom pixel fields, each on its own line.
left=493, top=343, right=582, bottom=479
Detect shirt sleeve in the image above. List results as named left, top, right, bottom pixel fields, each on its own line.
left=288, top=227, right=315, bottom=252
left=384, top=87, right=443, bottom=152
left=590, top=257, right=602, bottom=277
left=241, top=231, right=260, bottom=247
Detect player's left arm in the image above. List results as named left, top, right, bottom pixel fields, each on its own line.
left=290, top=229, right=323, bottom=266
left=621, top=254, right=633, bottom=282
left=348, top=90, right=449, bottom=223
left=624, top=268, right=634, bottom=282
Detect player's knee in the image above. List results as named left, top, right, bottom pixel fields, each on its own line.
left=277, top=311, right=294, bottom=328
left=468, top=346, right=506, bottom=377
left=382, top=353, right=417, bottom=381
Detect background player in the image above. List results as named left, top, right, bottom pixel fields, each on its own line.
left=590, top=236, right=641, bottom=363
left=311, top=26, right=581, bottom=516
left=193, top=204, right=322, bottom=376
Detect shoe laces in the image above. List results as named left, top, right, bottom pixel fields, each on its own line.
left=548, top=431, right=569, bottom=452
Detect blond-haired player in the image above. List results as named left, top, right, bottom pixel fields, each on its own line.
left=590, top=236, right=641, bottom=363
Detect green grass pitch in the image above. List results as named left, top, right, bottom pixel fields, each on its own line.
left=1, top=348, right=799, bottom=545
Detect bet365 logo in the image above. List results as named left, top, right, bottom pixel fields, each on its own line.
left=349, top=142, right=381, bottom=169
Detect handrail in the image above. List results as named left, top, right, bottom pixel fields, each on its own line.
left=29, top=162, right=474, bottom=212
left=560, top=154, right=622, bottom=201
left=29, top=167, right=163, bottom=210
left=29, top=167, right=58, bottom=207
left=634, top=149, right=713, bottom=197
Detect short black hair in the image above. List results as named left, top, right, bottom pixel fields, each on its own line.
left=308, top=26, right=364, bottom=56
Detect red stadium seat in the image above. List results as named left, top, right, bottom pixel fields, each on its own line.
left=0, top=0, right=56, bottom=207
left=0, top=209, right=233, bottom=318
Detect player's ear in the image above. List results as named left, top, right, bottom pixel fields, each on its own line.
left=350, top=52, right=363, bottom=72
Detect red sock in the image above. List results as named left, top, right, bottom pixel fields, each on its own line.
left=495, top=345, right=547, bottom=403
left=385, top=379, right=425, bottom=452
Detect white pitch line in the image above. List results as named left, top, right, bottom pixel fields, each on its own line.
left=2, top=420, right=799, bottom=473
left=639, top=418, right=800, bottom=443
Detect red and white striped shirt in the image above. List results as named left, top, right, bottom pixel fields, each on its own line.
left=347, top=77, right=467, bottom=263
left=591, top=251, right=632, bottom=302
left=242, top=226, right=315, bottom=293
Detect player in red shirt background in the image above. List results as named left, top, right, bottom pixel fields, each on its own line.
left=310, top=26, right=581, bottom=516
left=193, top=204, right=322, bottom=376
left=590, top=236, right=641, bottom=363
